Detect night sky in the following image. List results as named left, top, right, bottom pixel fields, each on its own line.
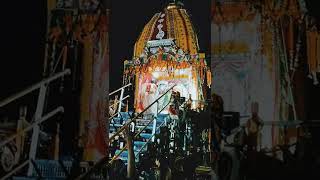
left=0, top=0, right=46, bottom=120
left=0, top=0, right=46, bottom=99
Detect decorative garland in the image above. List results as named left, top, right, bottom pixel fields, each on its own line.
left=124, top=43, right=211, bottom=88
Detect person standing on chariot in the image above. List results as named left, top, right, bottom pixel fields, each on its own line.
left=211, top=92, right=224, bottom=152
left=245, top=102, right=264, bottom=152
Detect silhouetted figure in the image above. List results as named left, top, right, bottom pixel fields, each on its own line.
left=245, top=102, right=263, bottom=152
left=211, top=93, right=224, bottom=153
left=244, top=102, right=264, bottom=179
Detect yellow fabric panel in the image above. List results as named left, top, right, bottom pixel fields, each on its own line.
left=317, top=33, right=320, bottom=71
left=212, top=41, right=249, bottom=54
left=165, top=9, right=173, bottom=39
left=80, top=36, right=93, bottom=137
left=134, top=13, right=160, bottom=57
left=307, top=30, right=318, bottom=72
left=147, top=14, right=160, bottom=41
left=172, top=8, right=188, bottom=53
left=179, top=9, right=199, bottom=54
left=134, top=5, right=200, bottom=58
left=83, top=148, right=94, bottom=161
left=47, top=0, right=56, bottom=12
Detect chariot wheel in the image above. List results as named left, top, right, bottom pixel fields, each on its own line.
left=1, top=146, right=15, bottom=172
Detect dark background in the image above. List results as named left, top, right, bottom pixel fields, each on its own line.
left=304, top=0, right=320, bottom=119
left=0, top=1, right=46, bottom=99
left=0, top=0, right=46, bottom=123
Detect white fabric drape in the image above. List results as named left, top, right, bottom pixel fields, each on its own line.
left=211, top=15, right=276, bottom=148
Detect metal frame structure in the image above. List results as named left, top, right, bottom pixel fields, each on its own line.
left=0, top=69, right=70, bottom=179
left=109, top=83, right=132, bottom=118
left=77, top=84, right=176, bottom=179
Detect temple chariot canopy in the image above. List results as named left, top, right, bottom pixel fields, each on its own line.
left=123, top=2, right=211, bottom=114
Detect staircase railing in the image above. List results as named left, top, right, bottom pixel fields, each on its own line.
left=0, top=70, right=70, bottom=107
left=135, top=121, right=167, bottom=156
left=109, top=83, right=132, bottom=117
left=109, top=87, right=174, bottom=164
left=109, top=84, right=175, bottom=142
left=108, top=83, right=132, bottom=135
left=77, top=84, right=176, bottom=179
left=0, top=69, right=70, bottom=179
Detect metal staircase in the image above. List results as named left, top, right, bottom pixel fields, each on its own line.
left=0, top=82, right=174, bottom=179
left=110, top=112, right=170, bottom=164
left=107, top=83, right=174, bottom=164
left=77, top=84, right=175, bottom=179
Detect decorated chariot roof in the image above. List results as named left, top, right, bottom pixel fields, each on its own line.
left=134, top=3, right=200, bottom=58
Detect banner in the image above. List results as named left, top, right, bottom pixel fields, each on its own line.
left=211, top=14, right=276, bottom=148
left=80, top=13, right=109, bottom=162
left=47, top=0, right=109, bottom=161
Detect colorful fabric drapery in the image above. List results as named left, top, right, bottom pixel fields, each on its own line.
left=212, top=1, right=256, bottom=24
left=47, top=0, right=109, bottom=161
left=211, top=0, right=304, bottom=149
left=80, top=14, right=109, bottom=162
left=212, top=60, right=250, bottom=115
left=83, top=33, right=109, bottom=161
left=306, top=28, right=320, bottom=85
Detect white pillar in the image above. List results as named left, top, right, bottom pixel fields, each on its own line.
left=27, top=84, right=47, bottom=176
left=118, top=88, right=124, bottom=117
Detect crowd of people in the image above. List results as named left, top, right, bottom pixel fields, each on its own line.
left=103, top=91, right=319, bottom=180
